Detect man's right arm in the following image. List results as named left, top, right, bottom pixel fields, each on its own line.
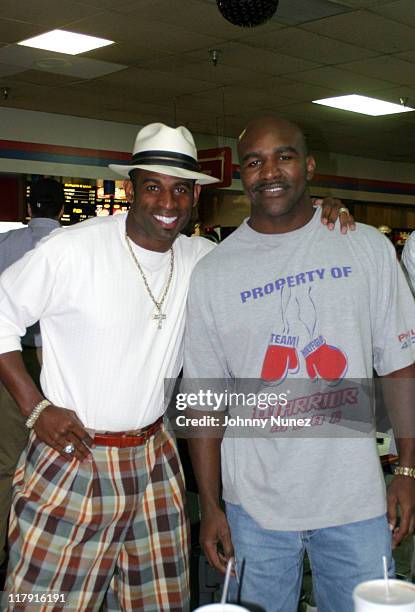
left=183, top=260, right=234, bottom=574
left=0, top=351, right=93, bottom=460
left=0, top=245, right=93, bottom=460
left=187, top=413, right=234, bottom=573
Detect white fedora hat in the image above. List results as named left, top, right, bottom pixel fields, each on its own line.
left=109, top=122, right=219, bottom=185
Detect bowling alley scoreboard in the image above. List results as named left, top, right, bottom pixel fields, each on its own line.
left=26, top=179, right=129, bottom=226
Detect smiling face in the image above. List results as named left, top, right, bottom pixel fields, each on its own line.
left=238, top=117, right=316, bottom=234
left=125, top=169, right=201, bottom=252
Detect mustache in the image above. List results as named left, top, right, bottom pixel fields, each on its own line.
left=252, top=181, right=289, bottom=192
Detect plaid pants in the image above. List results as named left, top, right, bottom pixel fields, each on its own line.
left=4, top=425, right=189, bottom=611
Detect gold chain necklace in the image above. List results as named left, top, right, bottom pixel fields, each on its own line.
left=125, top=233, right=174, bottom=329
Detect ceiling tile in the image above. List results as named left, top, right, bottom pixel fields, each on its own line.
left=221, top=86, right=293, bottom=111
left=373, top=0, right=415, bottom=27
left=113, top=0, right=250, bottom=39
left=395, top=50, right=415, bottom=64
left=138, top=54, right=287, bottom=88
left=329, top=0, right=399, bottom=7
left=0, top=81, right=102, bottom=117
left=171, top=90, right=226, bottom=118
left=269, top=80, right=339, bottom=101
left=302, top=10, right=415, bottom=53
left=242, top=27, right=380, bottom=64
left=0, top=0, right=102, bottom=29
left=84, top=43, right=171, bottom=66
left=4, top=69, right=85, bottom=86
left=271, top=0, right=352, bottom=25
left=370, top=85, right=415, bottom=105
left=0, top=45, right=127, bottom=79
left=0, top=62, right=26, bottom=78
left=189, top=41, right=320, bottom=76
left=70, top=13, right=224, bottom=54
left=340, top=56, right=415, bottom=86
left=271, top=100, right=355, bottom=123
left=229, top=22, right=286, bottom=44
left=296, top=65, right=396, bottom=92
left=72, top=0, right=139, bottom=10
left=73, top=66, right=215, bottom=104
left=0, top=18, right=42, bottom=44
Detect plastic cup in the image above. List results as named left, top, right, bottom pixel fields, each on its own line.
left=194, top=605, right=250, bottom=612
left=354, top=579, right=415, bottom=611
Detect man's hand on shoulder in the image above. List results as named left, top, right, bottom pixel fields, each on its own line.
left=387, top=474, right=415, bottom=548
left=314, top=197, right=356, bottom=234
left=34, top=405, right=95, bottom=461
left=200, top=504, right=234, bottom=575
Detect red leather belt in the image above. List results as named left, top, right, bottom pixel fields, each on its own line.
left=93, top=416, right=163, bottom=448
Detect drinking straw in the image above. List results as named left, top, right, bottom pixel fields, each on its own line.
left=383, top=554, right=390, bottom=600
left=221, top=557, right=234, bottom=604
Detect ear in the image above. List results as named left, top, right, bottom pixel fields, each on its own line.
left=193, top=183, right=202, bottom=208
left=124, top=180, right=134, bottom=204
left=27, top=204, right=32, bottom=217
left=306, top=155, right=316, bottom=181
left=58, top=205, right=64, bottom=220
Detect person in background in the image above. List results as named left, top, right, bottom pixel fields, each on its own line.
left=183, top=115, right=415, bottom=612
left=402, top=231, right=415, bottom=294
left=0, top=178, right=63, bottom=585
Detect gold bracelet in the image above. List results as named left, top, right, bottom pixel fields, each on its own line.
left=394, top=466, right=415, bottom=478
left=25, top=399, right=51, bottom=429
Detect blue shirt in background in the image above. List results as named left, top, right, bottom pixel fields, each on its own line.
left=0, top=217, right=60, bottom=347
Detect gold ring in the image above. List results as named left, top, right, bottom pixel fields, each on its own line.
left=338, top=207, right=349, bottom=215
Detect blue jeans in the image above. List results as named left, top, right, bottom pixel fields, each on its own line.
left=226, top=502, right=394, bottom=612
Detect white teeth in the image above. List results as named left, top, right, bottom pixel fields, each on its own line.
left=154, top=215, right=177, bottom=224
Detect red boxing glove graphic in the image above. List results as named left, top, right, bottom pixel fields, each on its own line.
left=261, top=335, right=299, bottom=383
left=302, top=336, right=347, bottom=383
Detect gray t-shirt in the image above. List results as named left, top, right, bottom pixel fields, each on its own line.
left=183, top=209, right=415, bottom=530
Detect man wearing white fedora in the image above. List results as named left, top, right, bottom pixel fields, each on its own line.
left=0, top=121, right=350, bottom=610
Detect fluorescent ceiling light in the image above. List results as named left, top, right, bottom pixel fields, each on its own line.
left=313, top=94, right=414, bottom=116
left=18, top=30, right=114, bottom=55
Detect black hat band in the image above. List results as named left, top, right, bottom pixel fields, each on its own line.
left=130, top=150, right=200, bottom=173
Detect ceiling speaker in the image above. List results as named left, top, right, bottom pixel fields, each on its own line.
left=216, top=0, right=279, bottom=28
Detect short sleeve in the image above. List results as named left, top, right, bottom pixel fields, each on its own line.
left=402, top=232, right=415, bottom=294
left=372, top=237, right=415, bottom=375
left=0, top=240, right=63, bottom=354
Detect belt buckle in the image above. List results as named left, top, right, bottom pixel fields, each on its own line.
left=125, top=429, right=146, bottom=439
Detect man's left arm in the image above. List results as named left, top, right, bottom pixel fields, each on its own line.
left=371, top=232, right=415, bottom=547
left=381, top=363, right=415, bottom=547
